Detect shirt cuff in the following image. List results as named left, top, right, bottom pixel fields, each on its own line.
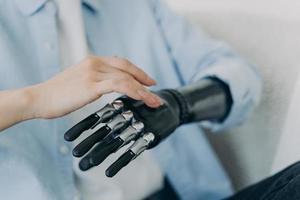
left=192, top=58, right=262, bottom=132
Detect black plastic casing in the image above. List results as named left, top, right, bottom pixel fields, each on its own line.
left=177, top=78, right=232, bottom=123
left=119, top=90, right=181, bottom=148
left=118, top=78, right=232, bottom=148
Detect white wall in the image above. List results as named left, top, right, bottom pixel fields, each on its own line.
left=166, top=0, right=300, bottom=21
left=164, top=0, right=300, bottom=189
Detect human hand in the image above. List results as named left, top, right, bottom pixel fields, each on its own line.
left=29, top=56, right=161, bottom=119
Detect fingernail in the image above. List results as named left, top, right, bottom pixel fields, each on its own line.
left=147, top=94, right=158, bottom=105
left=148, top=94, right=162, bottom=107
left=155, top=95, right=164, bottom=106
left=137, top=90, right=159, bottom=106
left=147, top=76, right=157, bottom=85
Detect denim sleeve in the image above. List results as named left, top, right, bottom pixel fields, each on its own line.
left=149, top=0, right=262, bottom=131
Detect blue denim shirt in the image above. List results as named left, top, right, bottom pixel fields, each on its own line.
left=0, top=0, right=261, bottom=199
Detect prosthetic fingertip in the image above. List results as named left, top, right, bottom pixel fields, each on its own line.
left=105, top=150, right=135, bottom=177
left=105, top=169, right=114, bottom=178
left=64, top=128, right=80, bottom=142
left=89, top=150, right=110, bottom=167
left=89, top=138, right=124, bottom=166
left=79, top=157, right=93, bottom=171
left=64, top=114, right=99, bottom=142
left=72, top=126, right=112, bottom=157
left=72, top=148, right=81, bottom=157
left=72, top=143, right=90, bottom=158
left=64, top=132, right=73, bottom=141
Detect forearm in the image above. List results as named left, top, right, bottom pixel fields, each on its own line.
left=0, top=87, right=35, bottom=131
left=0, top=56, right=161, bottom=132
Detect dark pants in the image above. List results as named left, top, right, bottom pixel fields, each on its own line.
left=226, top=161, right=300, bottom=200
left=146, top=161, right=300, bottom=200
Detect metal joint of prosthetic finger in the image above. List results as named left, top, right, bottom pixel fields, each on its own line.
left=91, top=100, right=124, bottom=129
left=128, top=132, right=156, bottom=159
left=117, top=121, right=145, bottom=150
left=106, top=110, right=133, bottom=133
left=105, top=133, right=156, bottom=177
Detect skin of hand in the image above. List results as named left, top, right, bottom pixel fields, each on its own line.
left=0, top=56, right=161, bottom=131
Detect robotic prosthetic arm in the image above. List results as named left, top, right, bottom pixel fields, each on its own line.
left=64, top=78, right=232, bottom=177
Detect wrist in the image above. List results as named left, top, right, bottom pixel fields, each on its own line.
left=19, top=85, right=41, bottom=120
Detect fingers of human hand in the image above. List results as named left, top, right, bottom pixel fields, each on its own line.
left=77, top=55, right=156, bottom=87
left=94, top=78, right=141, bottom=100
left=95, top=78, right=162, bottom=108
left=137, top=89, right=162, bottom=108
left=78, top=56, right=159, bottom=105
left=93, top=71, right=162, bottom=107
left=100, top=56, right=156, bottom=86
left=118, top=74, right=161, bottom=107
left=117, top=78, right=161, bottom=108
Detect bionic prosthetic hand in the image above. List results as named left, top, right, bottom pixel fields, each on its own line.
left=64, top=78, right=232, bottom=177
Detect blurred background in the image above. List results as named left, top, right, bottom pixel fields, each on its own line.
left=165, top=0, right=300, bottom=190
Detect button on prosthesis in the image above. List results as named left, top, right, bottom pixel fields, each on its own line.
left=64, top=79, right=232, bottom=177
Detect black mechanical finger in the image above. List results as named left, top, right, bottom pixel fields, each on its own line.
left=72, top=126, right=111, bottom=157
left=64, top=100, right=124, bottom=141
left=105, top=132, right=155, bottom=177
left=79, top=138, right=123, bottom=171
left=104, top=110, right=134, bottom=138
left=64, top=114, right=100, bottom=142
left=79, top=121, right=145, bottom=171
left=117, top=121, right=145, bottom=148
left=72, top=111, right=134, bottom=157
left=105, top=150, right=135, bottom=178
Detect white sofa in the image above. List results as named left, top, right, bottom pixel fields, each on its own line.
left=166, top=0, right=300, bottom=190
